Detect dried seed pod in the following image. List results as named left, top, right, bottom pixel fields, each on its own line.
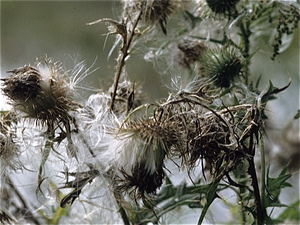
left=1, top=58, right=81, bottom=158
left=177, top=39, right=206, bottom=67
left=0, top=113, right=18, bottom=175
left=122, top=0, right=178, bottom=34
left=2, top=58, right=77, bottom=129
left=108, top=80, right=143, bottom=115
left=108, top=114, right=175, bottom=202
left=200, top=47, right=244, bottom=88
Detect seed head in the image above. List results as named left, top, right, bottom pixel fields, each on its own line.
left=2, top=58, right=77, bottom=128
left=108, top=115, right=173, bottom=201
left=122, top=0, right=178, bottom=34
left=0, top=113, right=18, bottom=175
left=177, top=39, right=206, bottom=68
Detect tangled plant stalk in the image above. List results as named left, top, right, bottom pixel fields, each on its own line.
left=1, top=1, right=299, bottom=224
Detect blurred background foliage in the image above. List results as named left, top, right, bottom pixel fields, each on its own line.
left=1, top=1, right=298, bottom=115
left=1, top=1, right=166, bottom=102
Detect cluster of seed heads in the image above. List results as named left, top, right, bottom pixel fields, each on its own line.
left=110, top=86, right=261, bottom=203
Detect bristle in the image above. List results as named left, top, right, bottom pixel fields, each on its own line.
left=205, top=0, right=240, bottom=15
left=200, top=47, right=244, bottom=88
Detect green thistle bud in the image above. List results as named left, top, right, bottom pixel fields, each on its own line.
left=205, top=0, right=240, bottom=15
left=200, top=47, right=244, bottom=88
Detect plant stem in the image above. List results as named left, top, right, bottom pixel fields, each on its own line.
left=110, top=9, right=143, bottom=111
left=246, top=129, right=264, bottom=224
left=239, top=21, right=250, bottom=85
left=260, top=136, right=266, bottom=213
left=118, top=204, right=130, bottom=225
left=248, top=158, right=264, bottom=225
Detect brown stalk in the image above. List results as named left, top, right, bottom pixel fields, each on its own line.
left=110, top=9, right=143, bottom=111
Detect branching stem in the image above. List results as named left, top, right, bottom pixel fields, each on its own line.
left=110, top=9, right=143, bottom=111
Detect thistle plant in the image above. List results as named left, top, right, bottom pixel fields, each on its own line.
left=1, top=1, right=299, bottom=224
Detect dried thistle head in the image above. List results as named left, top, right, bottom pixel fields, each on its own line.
left=122, top=0, right=179, bottom=34
left=177, top=39, right=206, bottom=68
left=200, top=47, right=244, bottom=88
left=0, top=112, right=19, bottom=175
left=115, top=161, right=164, bottom=202
left=2, top=58, right=77, bottom=129
left=112, top=114, right=175, bottom=201
left=108, top=80, right=143, bottom=115
left=152, top=88, right=262, bottom=179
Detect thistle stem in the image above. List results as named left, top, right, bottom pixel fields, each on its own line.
left=246, top=132, right=264, bottom=224
left=260, top=136, right=266, bottom=213
left=118, top=204, right=130, bottom=225
left=248, top=158, right=264, bottom=225
left=239, top=21, right=250, bottom=85
left=110, top=9, right=143, bottom=111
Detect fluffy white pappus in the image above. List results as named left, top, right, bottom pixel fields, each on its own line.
left=67, top=58, right=99, bottom=95
left=100, top=129, right=157, bottom=175
left=169, top=68, right=206, bottom=93
left=79, top=92, right=157, bottom=176
left=77, top=93, right=119, bottom=149
left=58, top=176, right=123, bottom=224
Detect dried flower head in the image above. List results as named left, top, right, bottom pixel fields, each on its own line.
left=0, top=112, right=18, bottom=175
left=122, top=0, right=179, bottom=34
left=108, top=80, right=143, bottom=115
left=177, top=39, right=206, bottom=68
left=112, top=116, right=172, bottom=200
left=2, top=58, right=78, bottom=129
left=200, top=47, right=244, bottom=88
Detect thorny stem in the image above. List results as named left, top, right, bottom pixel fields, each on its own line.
left=246, top=130, right=264, bottom=225
left=118, top=204, right=130, bottom=225
left=110, top=9, right=143, bottom=111
left=248, top=158, right=264, bottom=225
left=260, top=136, right=266, bottom=215
left=239, top=21, right=251, bottom=85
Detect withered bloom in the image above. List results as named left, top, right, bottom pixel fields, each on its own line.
left=2, top=58, right=77, bottom=130
left=2, top=58, right=79, bottom=158
left=0, top=113, right=18, bottom=175
left=122, top=0, right=179, bottom=34
left=112, top=115, right=174, bottom=201
left=177, top=39, right=206, bottom=67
